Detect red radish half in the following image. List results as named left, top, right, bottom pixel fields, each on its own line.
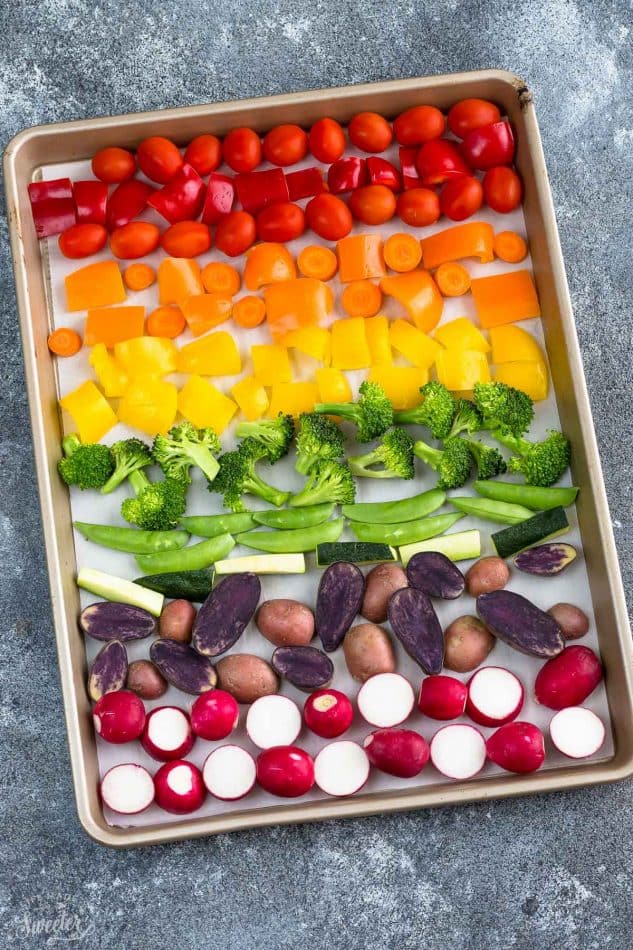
left=486, top=721, right=545, bottom=773
left=357, top=673, right=414, bottom=728
left=430, top=724, right=486, bottom=780
left=93, top=690, right=146, bottom=744
left=100, top=763, right=154, bottom=815
left=363, top=729, right=429, bottom=778
left=314, top=741, right=370, bottom=796
left=466, top=667, right=523, bottom=727
left=203, top=745, right=256, bottom=801
left=550, top=707, right=605, bottom=759
left=246, top=694, right=301, bottom=749
left=303, top=689, right=354, bottom=738
left=191, top=689, right=239, bottom=741
left=418, top=675, right=467, bottom=720
left=141, top=706, right=195, bottom=762
left=154, top=760, right=206, bottom=814
left=256, top=746, right=315, bottom=797
left=534, top=646, right=603, bottom=710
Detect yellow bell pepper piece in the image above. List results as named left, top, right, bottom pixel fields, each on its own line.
left=380, top=270, right=443, bottom=333
left=331, top=317, right=371, bottom=370
left=364, top=315, right=392, bottom=365
left=89, top=344, right=128, bottom=398
left=244, top=243, right=296, bottom=291
left=337, top=234, right=385, bottom=283
left=176, top=332, right=242, bottom=377
left=268, top=382, right=319, bottom=418
left=367, top=366, right=429, bottom=411
left=178, top=376, right=237, bottom=432
left=471, top=270, right=541, bottom=328
left=118, top=377, right=177, bottom=436
left=493, top=361, right=548, bottom=401
left=434, top=317, right=490, bottom=353
left=114, top=337, right=177, bottom=378
left=251, top=344, right=292, bottom=386
left=436, top=349, right=490, bottom=392
left=158, top=258, right=204, bottom=306
left=65, top=261, right=126, bottom=312
left=315, top=368, right=352, bottom=404
left=84, top=306, right=145, bottom=348
left=389, top=319, right=443, bottom=370
left=282, top=326, right=331, bottom=364
left=60, top=380, right=117, bottom=443
left=231, top=375, right=269, bottom=421
left=182, top=294, right=233, bottom=337
left=489, top=325, right=544, bottom=363
left=264, top=278, right=333, bottom=341
left=420, top=222, right=495, bottom=270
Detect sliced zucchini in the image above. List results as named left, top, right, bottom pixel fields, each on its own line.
left=214, top=553, right=306, bottom=575
left=399, top=530, right=481, bottom=567
left=316, top=542, right=398, bottom=567
left=491, top=506, right=569, bottom=559
left=77, top=568, right=164, bottom=616
left=134, top=569, right=214, bottom=602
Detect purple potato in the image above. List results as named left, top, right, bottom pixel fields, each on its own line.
left=88, top=640, right=128, bottom=701
left=315, top=562, right=365, bottom=652
left=271, top=646, right=334, bottom=692
left=406, top=551, right=465, bottom=599
left=476, top=590, right=564, bottom=658
left=149, top=638, right=217, bottom=694
left=192, top=573, right=261, bottom=657
left=387, top=587, right=444, bottom=674
left=80, top=602, right=157, bottom=642
left=514, top=543, right=577, bottom=576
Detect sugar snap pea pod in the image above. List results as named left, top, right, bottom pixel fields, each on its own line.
left=73, top=522, right=190, bottom=554
left=341, top=488, right=446, bottom=525
left=180, top=512, right=256, bottom=537
left=253, top=503, right=335, bottom=530
left=349, top=512, right=464, bottom=546
left=135, top=533, right=235, bottom=574
left=473, top=480, right=579, bottom=510
left=449, top=497, right=534, bottom=525
left=237, top=517, right=345, bottom=553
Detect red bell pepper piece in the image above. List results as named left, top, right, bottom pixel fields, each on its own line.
left=285, top=167, right=325, bottom=201
left=28, top=178, right=76, bottom=238
left=460, top=121, right=515, bottom=170
left=73, top=180, right=108, bottom=225
left=366, top=156, right=402, bottom=192
left=327, top=157, right=367, bottom=194
left=201, top=173, right=235, bottom=224
left=106, top=179, right=155, bottom=231
left=235, top=169, right=289, bottom=215
left=398, top=148, right=420, bottom=190
left=148, top=163, right=205, bottom=224
left=416, top=140, right=471, bottom=186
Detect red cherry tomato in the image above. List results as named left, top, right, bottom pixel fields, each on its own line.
left=396, top=188, right=441, bottom=227
left=184, top=134, right=222, bottom=175
left=483, top=166, right=523, bottom=213
left=309, top=117, right=346, bottom=163
left=58, top=223, right=108, bottom=259
left=222, top=128, right=262, bottom=173
left=305, top=193, right=353, bottom=241
left=161, top=221, right=212, bottom=257
left=348, top=112, right=393, bottom=153
left=256, top=202, right=306, bottom=242
left=440, top=177, right=483, bottom=221
left=349, top=184, right=397, bottom=225
left=447, top=98, right=501, bottom=138
left=110, top=221, right=161, bottom=259
left=136, top=136, right=183, bottom=184
left=215, top=210, right=256, bottom=257
left=91, top=147, right=136, bottom=184
left=393, top=105, right=445, bottom=145
left=263, top=124, right=308, bottom=166
left=460, top=121, right=515, bottom=170
left=416, top=140, right=471, bottom=186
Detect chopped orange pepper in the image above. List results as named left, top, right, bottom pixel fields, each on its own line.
left=264, top=278, right=333, bottom=341
left=283, top=326, right=331, bottom=364
left=389, top=319, right=443, bottom=369
left=268, top=382, right=319, bottom=418
left=201, top=261, right=241, bottom=296
left=434, top=262, right=471, bottom=297
left=436, top=349, right=490, bottom=391
left=146, top=305, right=186, bottom=339
left=367, top=366, right=429, bottom=410
left=434, top=317, right=490, bottom=353
left=84, top=306, right=145, bottom=348
left=65, top=261, right=126, bottom=312
left=365, top=315, right=392, bottom=365
left=337, top=234, right=385, bottom=283
left=89, top=344, right=128, bottom=398
left=380, top=270, right=443, bottom=333
left=231, top=375, right=269, bottom=421
left=315, top=368, right=352, bottom=404
left=124, top=262, right=156, bottom=291
left=297, top=245, right=338, bottom=281
left=383, top=233, right=422, bottom=273
left=251, top=344, right=292, bottom=385
left=157, top=258, right=204, bottom=306
left=233, top=295, right=266, bottom=329
left=244, top=243, right=296, bottom=291
left=118, top=376, right=178, bottom=435
left=420, top=222, right=495, bottom=270
left=176, top=332, right=242, bottom=376
left=341, top=280, right=382, bottom=318
left=331, top=317, right=371, bottom=370
left=114, top=337, right=177, bottom=377
left=60, top=380, right=117, bottom=443
left=471, top=270, right=541, bottom=328
left=48, top=327, right=82, bottom=357
left=178, top=376, right=237, bottom=432
left=182, top=294, right=233, bottom=336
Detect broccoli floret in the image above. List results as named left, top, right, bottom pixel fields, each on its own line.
left=473, top=381, right=534, bottom=438
left=447, top=399, right=483, bottom=439
left=495, top=430, right=571, bottom=487
left=58, top=434, right=115, bottom=491
left=348, top=428, right=415, bottom=479
left=413, top=436, right=472, bottom=490
left=294, top=413, right=345, bottom=475
left=393, top=381, right=456, bottom=439
left=121, top=470, right=186, bottom=530
left=100, top=438, right=152, bottom=494
left=315, top=380, right=393, bottom=442
left=234, top=414, right=294, bottom=463
left=464, top=439, right=507, bottom=480
left=211, top=439, right=290, bottom=511
left=152, top=422, right=221, bottom=485
left=289, top=460, right=356, bottom=508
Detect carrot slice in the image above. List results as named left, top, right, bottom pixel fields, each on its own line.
left=493, top=230, right=528, bottom=263
left=383, top=233, right=422, bottom=273
left=233, top=295, right=266, bottom=329
left=435, top=262, right=471, bottom=297
left=124, top=262, right=156, bottom=291
left=341, top=280, right=382, bottom=318
left=201, top=262, right=241, bottom=296
left=297, top=245, right=338, bottom=281
left=146, top=305, right=186, bottom=339
left=47, top=327, right=82, bottom=357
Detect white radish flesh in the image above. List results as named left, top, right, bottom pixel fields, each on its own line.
left=466, top=666, right=524, bottom=727
left=142, top=706, right=194, bottom=761
left=246, top=694, right=301, bottom=749
left=314, top=741, right=370, bottom=796
left=357, top=673, right=415, bottom=728
left=550, top=707, right=605, bottom=759
left=101, top=763, right=155, bottom=815
left=203, top=745, right=256, bottom=801
left=430, top=724, right=486, bottom=780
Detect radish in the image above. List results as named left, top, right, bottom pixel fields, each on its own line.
left=550, top=707, right=605, bottom=759
left=256, top=746, right=315, bottom=797
left=357, top=673, right=414, bottom=728
left=314, top=741, right=370, bottom=796
left=303, top=688, right=354, bottom=738
left=190, top=689, right=239, bottom=741
left=466, top=666, right=524, bottom=727
left=418, top=675, right=467, bottom=720
left=153, top=760, right=206, bottom=814
left=203, top=745, right=256, bottom=801
left=534, top=645, right=603, bottom=710
left=100, top=763, right=154, bottom=815
left=141, top=706, right=195, bottom=762
left=246, top=694, right=301, bottom=749
left=363, top=729, right=429, bottom=778
left=93, top=689, right=146, bottom=744
left=430, top=724, right=486, bottom=780
left=486, top=721, right=545, bottom=773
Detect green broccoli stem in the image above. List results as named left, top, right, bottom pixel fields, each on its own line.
left=101, top=456, right=146, bottom=496
left=129, top=469, right=151, bottom=496
left=295, top=454, right=319, bottom=476
left=392, top=408, right=422, bottom=425
left=187, top=445, right=220, bottom=483
left=348, top=453, right=392, bottom=478
left=314, top=403, right=358, bottom=422
left=492, top=430, right=530, bottom=456
left=245, top=473, right=289, bottom=508
left=413, top=441, right=442, bottom=470
left=62, top=434, right=82, bottom=457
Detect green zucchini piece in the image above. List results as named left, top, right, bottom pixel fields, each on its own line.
left=134, top=569, right=214, bottom=602
left=77, top=568, right=164, bottom=616
left=399, top=530, right=482, bottom=567
left=449, top=496, right=534, bottom=525
left=473, top=480, right=579, bottom=510
left=316, top=542, right=398, bottom=567
left=214, top=554, right=306, bottom=575
left=491, top=507, right=569, bottom=559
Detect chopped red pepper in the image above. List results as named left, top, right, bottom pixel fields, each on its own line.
left=285, top=167, right=326, bottom=201
left=366, top=156, right=402, bottom=192
left=416, top=140, right=471, bottom=186
left=106, top=179, right=155, bottom=231
left=460, top=121, right=515, bottom=169
left=398, top=148, right=420, bottom=190
left=235, top=169, right=289, bottom=215
left=28, top=178, right=76, bottom=238
left=73, top=180, right=108, bottom=225
left=148, top=163, right=205, bottom=224
left=201, top=173, right=235, bottom=224
left=327, top=157, right=367, bottom=194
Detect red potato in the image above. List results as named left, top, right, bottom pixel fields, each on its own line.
left=361, top=562, right=408, bottom=623
left=443, top=616, right=495, bottom=673
left=534, top=645, right=603, bottom=710
left=203, top=745, right=256, bottom=801
left=549, top=707, right=605, bottom=759
left=159, top=599, right=196, bottom=643
left=126, top=659, right=168, bottom=700
left=430, top=724, right=486, bottom=780
left=547, top=603, right=589, bottom=640
left=141, top=706, right=195, bottom=762
left=363, top=729, right=429, bottom=778
left=418, top=675, right=467, bottom=721
left=190, top=689, right=239, bottom=741
left=465, top=557, right=509, bottom=597
left=357, top=673, right=415, bottom=728
left=154, top=760, right=206, bottom=814
left=93, top=690, right=145, bottom=744
left=314, top=741, right=370, bottom=796
left=256, top=745, right=315, bottom=797
left=466, top=667, right=524, bottom=727
left=486, top=721, right=545, bottom=773
left=343, top=623, right=396, bottom=682
left=303, top=689, right=354, bottom=738
left=245, top=694, right=302, bottom=750
left=100, top=763, right=154, bottom=815
left=255, top=599, right=314, bottom=647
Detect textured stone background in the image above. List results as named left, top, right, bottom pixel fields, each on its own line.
left=1, top=1, right=632, bottom=947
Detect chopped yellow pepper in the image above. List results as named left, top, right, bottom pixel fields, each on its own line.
left=264, top=278, right=333, bottom=341
left=178, top=376, right=237, bottom=432
left=268, top=382, right=319, bottom=418
left=315, top=368, right=352, bottom=404
left=118, top=377, right=178, bottom=436
left=60, top=380, right=117, bottom=443
left=158, top=258, right=204, bottom=306
left=389, top=319, right=443, bottom=370
left=493, top=361, right=548, bottom=401
left=89, top=344, right=128, bottom=398
left=489, top=325, right=544, bottom=363
left=282, top=326, right=331, bottom=364
left=364, top=315, right=392, bottom=365
left=380, top=270, right=443, bottom=333
left=471, top=270, right=541, bottom=328
left=434, top=317, right=490, bottom=353
left=251, top=344, right=292, bottom=386
left=114, top=337, right=177, bottom=378
left=367, top=366, right=429, bottom=411
left=231, top=375, right=269, bottom=421
left=337, top=234, right=385, bottom=283
left=244, top=243, right=296, bottom=291
left=65, top=261, right=126, bottom=312
left=436, top=349, right=490, bottom=392
left=176, top=332, right=242, bottom=377
left=331, top=317, right=371, bottom=370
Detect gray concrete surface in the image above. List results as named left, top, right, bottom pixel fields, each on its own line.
left=1, top=1, right=631, bottom=947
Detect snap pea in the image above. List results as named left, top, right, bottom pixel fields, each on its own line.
left=341, top=488, right=446, bottom=525
left=253, top=503, right=334, bottom=530
left=449, top=497, right=534, bottom=525
left=473, top=480, right=579, bottom=511
left=236, top=517, right=345, bottom=553
left=349, top=512, right=464, bottom=546
left=74, top=522, right=190, bottom=554
left=180, top=512, right=256, bottom=537
left=135, top=533, right=235, bottom=574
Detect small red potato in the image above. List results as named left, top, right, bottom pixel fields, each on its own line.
left=486, top=721, right=545, bottom=773
left=357, top=673, right=415, bottom=728
left=547, top=603, right=589, bottom=640
left=256, top=745, right=315, bottom=797
left=141, top=706, right=195, bottom=762
left=246, top=695, right=301, bottom=749
left=343, top=623, right=396, bottom=682
left=465, top=556, right=510, bottom=597
left=93, top=690, right=146, bottom=744
left=430, top=723, right=486, bottom=780
left=126, top=659, right=168, bottom=700
left=443, top=615, right=495, bottom=673
left=418, top=675, right=467, bottom=720
left=154, top=760, right=206, bottom=814
left=361, top=563, right=408, bottom=623
left=256, top=599, right=314, bottom=647
left=190, top=689, right=239, bottom=740
left=100, top=763, right=154, bottom=815
left=216, top=653, right=279, bottom=704
left=534, top=645, right=603, bottom=710
left=363, top=728, right=429, bottom=778
left=466, top=666, right=524, bottom=727
left=159, top=599, right=196, bottom=643
left=303, top=689, right=354, bottom=738
left=314, top=741, right=370, bottom=797
left=549, top=707, right=605, bottom=759
left=203, top=745, right=256, bottom=801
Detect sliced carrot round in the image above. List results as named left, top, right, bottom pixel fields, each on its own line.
left=383, top=232, right=422, bottom=273
left=493, top=230, right=528, bottom=263
left=341, top=280, right=382, bottom=318
left=435, top=262, right=471, bottom=297
left=146, top=305, right=186, bottom=339
left=201, top=261, right=241, bottom=296
left=124, top=262, right=156, bottom=291
left=233, top=295, right=266, bottom=329
left=47, top=327, right=82, bottom=357
left=297, top=245, right=338, bottom=281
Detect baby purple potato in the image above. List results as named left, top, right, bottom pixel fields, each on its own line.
left=406, top=552, right=465, bottom=600
left=465, top=557, right=509, bottom=597
left=547, top=603, right=590, bottom=640
left=388, top=588, right=444, bottom=675
left=343, top=623, right=396, bottom=682
left=159, top=600, right=196, bottom=643
left=216, top=654, right=279, bottom=704
left=80, top=601, right=157, bottom=641
left=476, top=590, right=564, bottom=658
left=444, top=616, right=495, bottom=673
left=256, top=600, right=315, bottom=647
left=271, top=646, right=334, bottom=692
left=316, top=562, right=365, bottom=652
left=193, top=573, right=261, bottom=657
left=126, top=659, right=168, bottom=700
left=149, top=638, right=217, bottom=694
left=88, top=640, right=128, bottom=702
left=361, top=563, right=408, bottom=624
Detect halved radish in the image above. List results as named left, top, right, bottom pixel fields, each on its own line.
left=93, top=689, right=146, bottom=744
left=303, top=688, right=354, bottom=738
left=466, top=666, right=523, bottom=727
left=314, top=741, right=370, bottom=796
left=486, top=721, right=545, bottom=773
left=550, top=706, right=605, bottom=759
left=363, top=728, right=429, bottom=778
left=256, top=746, right=315, bottom=797
left=100, top=763, right=155, bottom=815
left=246, top=694, right=301, bottom=749
left=418, top=675, right=467, bottom=720
left=203, top=745, right=256, bottom=801
left=154, top=760, right=206, bottom=814
left=141, top=706, right=195, bottom=761
left=357, top=673, right=414, bottom=728
left=430, top=724, right=486, bottom=780
left=191, top=689, right=239, bottom=741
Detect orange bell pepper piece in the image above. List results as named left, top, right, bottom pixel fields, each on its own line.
left=420, top=222, right=495, bottom=270
left=264, top=278, right=333, bottom=341
left=182, top=294, right=233, bottom=336
left=158, top=258, right=204, bottom=306
left=337, top=234, right=385, bottom=283
left=380, top=270, right=443, bottom=333
left=244, top=243, right=296, bottom=291
left=84, top=306, right=145, bottom=348
left=60, top=380, right=117, bottom=443
left=471, top=269, right=541, bottom=328
left=65, top=261, right=126, bottom=312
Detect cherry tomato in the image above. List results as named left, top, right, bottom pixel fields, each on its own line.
left=263, top=124, right=308, bottom=167
left=461, top=121, right=515, bottom=169
left=348, top=112, right=393, bottom=153
left=483, top=166, right=523, bottom=213
left=349, top=184, right=397, bottom=225
left=447, top=98, right=501, bottom=138
left=256, top=202, right=306, bottom=242
left=222, top=127, right=262, bottom=173
left=305, top=193, right=353, bottom=241
left=136, top=136, right=183, bottom=184
left=416, top=140, right=471, bottom=185
left=91, top=147, right=136, bottom=184
left=309, top=117, right=346, bottom=163
left=440, top=177, right=483, bottom=221
left=396, top=188, right=440, bottom=227
left=161, top=221, right=212, bottom=257
left=110, top=221, right=161, bottom=259
left=393, top=105, right=445, bottom=146
left=215, top=210, right=256, bottom=257
left=58, top=223, right=108, bottom=259
left=184, top=134, right=222, bottom=175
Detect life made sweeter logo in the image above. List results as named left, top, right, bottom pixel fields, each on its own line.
left=10, top=896, right=95, bottom=944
